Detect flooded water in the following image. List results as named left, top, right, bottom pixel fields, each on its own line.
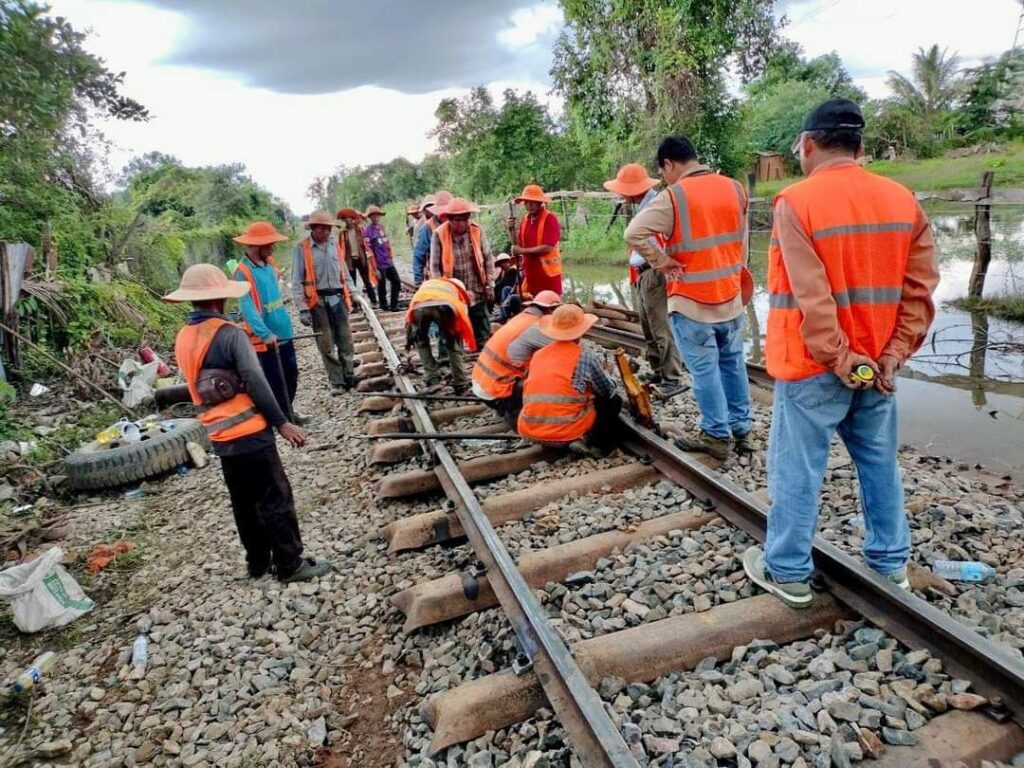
left=563, top=201, right=1024, bottom=477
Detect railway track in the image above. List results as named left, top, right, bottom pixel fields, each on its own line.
left=349, top=295, right=1024, bottom=766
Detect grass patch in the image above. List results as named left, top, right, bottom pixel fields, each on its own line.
left=950, top=295, right=1024, bottom=322
left=756, top=141, right=1024, bottom=198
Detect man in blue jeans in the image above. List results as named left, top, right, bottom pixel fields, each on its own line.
left=741, top=98, right=938, bottom=608
left=626, top=136, right=751, bottom=460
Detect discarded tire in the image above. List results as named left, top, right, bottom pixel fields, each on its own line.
left=64, top=418, right=209, bottom=491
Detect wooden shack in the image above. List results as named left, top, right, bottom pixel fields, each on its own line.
left=754, top=151, right=785, bottom=183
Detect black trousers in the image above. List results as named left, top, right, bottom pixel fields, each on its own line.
left=376, top=265, right=401, bottom=310
left=220, top=443, right=303, bottom=577
left=257, top=341, right=298, bottom=416
left=483, top=379, right=524, bottom=430
left=348, top=259, right=377, bottom=303
left=586, top=393, right=624, bottom=452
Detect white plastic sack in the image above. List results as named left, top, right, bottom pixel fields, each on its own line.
left=0, top=547, right=94, bottom=633
left=118, top=360, right=160, bottom=409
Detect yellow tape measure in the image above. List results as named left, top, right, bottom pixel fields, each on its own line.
left=849, top=364, right=876, bottom=384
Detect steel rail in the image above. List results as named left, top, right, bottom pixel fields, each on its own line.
left=356, top=296, right=638, bottom=768
left=619, top=416, right=1024, bottom=725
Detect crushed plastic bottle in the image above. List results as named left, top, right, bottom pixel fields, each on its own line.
left=932, top=560, right=996, bottom=583
left=131, top=634, right=148, bottom=668
left=12, top=651, right=57, bottom=692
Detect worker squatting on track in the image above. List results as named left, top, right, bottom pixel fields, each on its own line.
left=162, top=264, right=330, bottom=583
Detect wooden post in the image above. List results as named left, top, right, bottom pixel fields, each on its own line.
left=43, top=222, right=57, bottom=278
left=745, top=172, right=757, bottom=254
left=559, top=194, right=569, bottom=238
left=968, top=171, right=995, bottom=299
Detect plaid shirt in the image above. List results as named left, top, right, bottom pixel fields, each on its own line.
left=429, top=226, right=494, bottom=306
left=572, top=344, right=617, bottom=399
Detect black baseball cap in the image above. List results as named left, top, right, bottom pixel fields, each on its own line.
left=801, top=98, right=865, bottom=131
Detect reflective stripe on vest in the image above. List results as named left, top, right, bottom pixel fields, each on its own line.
left=301, top=237, right=352, bottom=312
left=765, top=164, right=918, bottom=381
left=235, top=261, right=268, bottom=353
left=663, top=174, right=745, bottom=304
left=517, top=341, right=596, bottom=442
left=471, top=310, right=540, bottom=399
left=438, top=222, right=487, bottom=288
left=174, top=318, right=269, bottom=443
left=519, top=209, right=562, bottom=277
left=406, top=278, right=478, bottom=352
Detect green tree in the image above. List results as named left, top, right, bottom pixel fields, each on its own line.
left=551, top=0, right=782, bottom=175
left=885, top=44, right=962, bottom=143
left=956, top=49, right=1024, bottom=140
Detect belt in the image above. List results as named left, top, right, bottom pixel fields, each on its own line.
left=317, top=289, right=342, bottom=297
left=636, top=263, right=652, bottom=275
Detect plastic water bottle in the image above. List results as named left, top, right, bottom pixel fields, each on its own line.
left=131, top=635, right=148, bottom=668
left=932, top=560, right=996, bottom=583
left=12, top=651, right=57, bottom=692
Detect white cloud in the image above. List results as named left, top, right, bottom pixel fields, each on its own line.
left=498, top=5, right=563, bottom=47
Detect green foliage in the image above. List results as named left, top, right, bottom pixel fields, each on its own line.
left=956, top=50, right=1024, bottom=142
left=311, top=155, right=448, bottom=212
left=951, top=295, right=1024, bottom=323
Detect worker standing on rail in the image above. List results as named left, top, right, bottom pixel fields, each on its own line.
left=604, top=163, right=685, bottom=399
left=472, top=290, right=561, bottom=428
left=291, top=210, right=357, bottom=393
left=163, top=264, right=330, bottom=583
left=364, top=205, right=401, bottom=312
left=406, top=202, right=421, bottom=253
left=337, top=208, right=378, bottom=306
left=508, top=184, right=563, bottom=297
left=742, top=98, right=939, bottom=609
left=518, top=304, right=622, bottom=457
left=412, top=190, right=453, bottom=285
left=232, top=221, right=308, bottom=423
left=429, top=197, right=496, bottom=349
left=626, top=136, right=752, bottom=460
left=406, top=277, right=478, bottom=394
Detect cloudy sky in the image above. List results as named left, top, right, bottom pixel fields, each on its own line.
left=50, top=0, right=1024, bottom=211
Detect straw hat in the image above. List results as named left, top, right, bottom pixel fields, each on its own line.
left=603, top=163, right=659, bottom=197
left=494, top=252, right=512, bottom=264
left=233, top=221, right=289, bottom=246
left=163, top=264, right=250, bottom=303
left=365, top=205, right=386, bottom=217
left=406, top=203, right=421, bottom=215
left=528, top=290, right=562, bottom=309
left=515, top=184, right=552, bottom=204
left=420, top=194, right=437, bottom=210
left=538, top=304, right=598, bottom=341
left=305, top=210, right=340, bottom=228
left=439, top=197, right=480, bottom=220
left=336, top=207, right=364, bottom=221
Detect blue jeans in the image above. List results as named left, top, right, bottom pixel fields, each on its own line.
left=765, top=372, right=909, bottom=582
left=669, top=313, right=751, bottom=439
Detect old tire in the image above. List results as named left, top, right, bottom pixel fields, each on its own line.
left=64, top=418, right=209, bottom=491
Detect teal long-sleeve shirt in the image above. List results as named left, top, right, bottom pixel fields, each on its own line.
left=233, top=257, right=294, bottom=342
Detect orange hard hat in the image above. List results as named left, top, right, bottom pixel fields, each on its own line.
left=538, top=304, right=598, bottom=341
left=515, top=184, right=551, bottom=204
left=603, top=163, right=659, bottom=197
left=233, top=221, right=289, bottom=246
left=163, top=264, right=250, bottom=303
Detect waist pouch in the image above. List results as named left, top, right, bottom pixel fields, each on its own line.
left=196, top=368, right=244, bottom=406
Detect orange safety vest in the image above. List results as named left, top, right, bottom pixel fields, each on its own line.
left=518, top=209, right=562, bottom=277
left=766, top=164, right=917, bottom=381
left=175, top=318, right=269, bottom=443
left=406, top=278, right=478, bottom=352
left=300, top=237, right=352, bottom=312
left=472, top=310, right=542, bottom=399
left=518, top=341, right=596, bottom=443
left=437, top=221, right=487, bottom=290
left=664, top=173, right=746, bottom=304
left=234, top=260, right=272, bottom=353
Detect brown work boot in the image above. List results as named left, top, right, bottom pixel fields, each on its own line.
left=674, top=431, right=730, bottom=461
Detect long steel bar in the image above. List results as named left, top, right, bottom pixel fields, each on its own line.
left=354, top=391, right=482, bottom=403
left=357, top=297, right=637, bottom=768
left=620, top=416, right=1024, bottom=724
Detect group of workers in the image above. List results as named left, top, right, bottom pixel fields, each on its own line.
left=161, top=96, right=938, bottom=610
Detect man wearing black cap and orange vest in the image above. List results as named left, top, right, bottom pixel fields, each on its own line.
left=742, top=98, right=938, bottom=609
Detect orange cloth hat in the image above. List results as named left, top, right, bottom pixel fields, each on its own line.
left=439, top=197, right=480, bottom=219
left=515, top=184, right=552, bottom=204
left=538, top=304, right=598, bottom=341
left=603, top=164, right=659, bottom=197
left=163, top=264, right=250, bottom=303
left=336, top=207, right=365, bottom=220
left=233, top=221, right=289, bottom=246
left=528, top=290, right=562, bottom=309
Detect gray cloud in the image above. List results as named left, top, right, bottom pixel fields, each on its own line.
left=128, top=0, right=557, bottom=94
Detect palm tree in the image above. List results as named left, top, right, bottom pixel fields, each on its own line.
left=886, top=45, right=962, bottom=130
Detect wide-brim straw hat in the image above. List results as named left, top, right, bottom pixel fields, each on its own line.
left=515, top=184, right=552, bottom=204
left=365, top=205, right=386, bottom=217
left=305, top=210, right=341, bottom=228
left=439, top=197, right=480, bottom=219
left=603, top=163, right=659, bottom=197
left=528, top=290, right=562, bottom=309
left=406, top=203, right=421, bottom=215
left=420, top=194, right=437, bottom=210
left=163, top=263, right=250, bottom=303
left=539, top=304, right=598, bottom=341
left=233, top=221, right=289, bottom=246
left=336, top=207, right=364, bottom=220
left=494, top=252, right=512, bottom=264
